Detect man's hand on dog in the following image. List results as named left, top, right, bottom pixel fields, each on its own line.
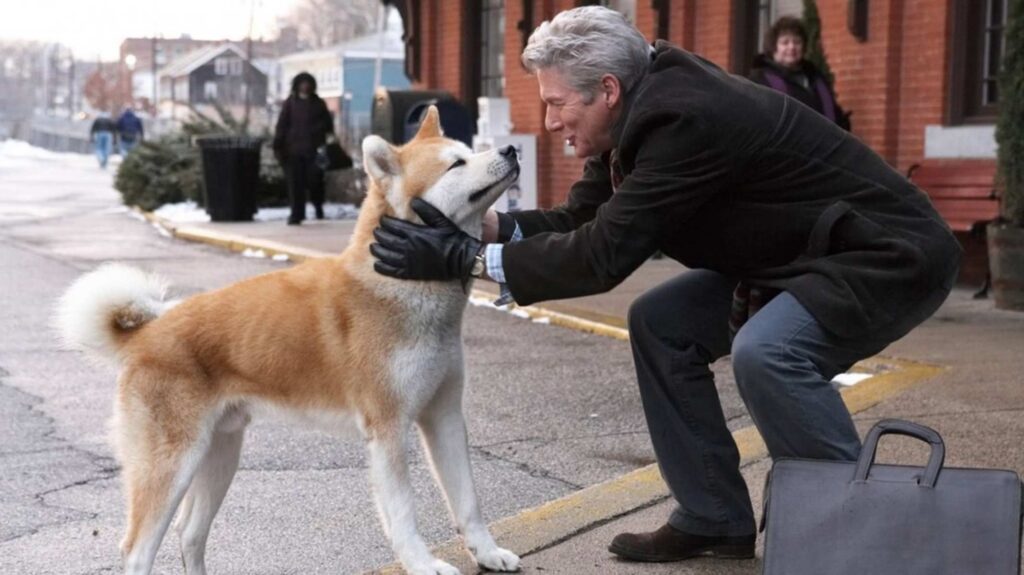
left=371, top=198, right=483, bottom=281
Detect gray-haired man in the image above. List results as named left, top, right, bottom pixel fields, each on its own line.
left=371, top=5, right=959, bottom=563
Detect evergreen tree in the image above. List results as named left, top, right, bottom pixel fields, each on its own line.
left=803, top=0, right=834, bottom=86
left=997, top=0, right=1024, bottom=226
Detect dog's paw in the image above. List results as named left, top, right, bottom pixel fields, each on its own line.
left=407, top=559, right=461, bottom=575
left=474, top=547, right=520, bottom=572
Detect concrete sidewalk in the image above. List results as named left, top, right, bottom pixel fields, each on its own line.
left=149, top=214, right=1024, bottom=574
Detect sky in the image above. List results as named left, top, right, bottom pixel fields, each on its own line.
left=0, top=0, right=300, bottom=61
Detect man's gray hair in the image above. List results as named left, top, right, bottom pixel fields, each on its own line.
left=522, top=6, right=651, bottom=103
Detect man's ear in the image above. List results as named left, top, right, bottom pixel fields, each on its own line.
left=600, top=74, right=622, bottom=108
left=362, top=135, right=398, bottom=181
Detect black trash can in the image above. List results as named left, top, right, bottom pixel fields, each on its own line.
left=196, top=136, right=263, bottom=222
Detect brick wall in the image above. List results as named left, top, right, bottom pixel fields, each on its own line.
left=692, top=1, right=734, bottom=69
left=819, top=0, right=953, bottom=171
left=412, top=0, right=961, bottom=207
left=413, top=1, right=465, bottom=98
left=895, top=0, right=953, bottom=171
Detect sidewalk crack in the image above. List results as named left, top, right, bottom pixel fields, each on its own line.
left=471, top=446, right=583, bottom=491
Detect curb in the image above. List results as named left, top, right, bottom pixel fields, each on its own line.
left=136, top=208, right=329, bottom=262
left=137, top=210, right=948, bottom=574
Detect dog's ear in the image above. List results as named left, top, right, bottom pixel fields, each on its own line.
left=412, top=106, right=442, bottom=140
left=362, top=135, right=399, bottom=181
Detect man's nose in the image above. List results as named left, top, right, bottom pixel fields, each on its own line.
left=545, top=109, right=562, bottom=132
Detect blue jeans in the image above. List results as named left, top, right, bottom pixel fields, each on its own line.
left=627, top=268, right=954, bottom=537
left=119, top=137, right=139, bottom=156
left=93, top=132, right=112, bottom=168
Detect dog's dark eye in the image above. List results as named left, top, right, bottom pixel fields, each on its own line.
left=447, top=159, right=466, bottom=171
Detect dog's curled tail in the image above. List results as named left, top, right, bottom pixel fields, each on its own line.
left=55, top=263, right=171, bottom=364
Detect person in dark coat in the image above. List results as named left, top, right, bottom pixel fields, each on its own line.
left=750, top=16, right=851, bottom=130
left=370, top=6, right=960, bottom=563
left=273, top=71, right=334, bottom=225
left=116, top=107, right=145, bottom=155
left=89, top=112, right=116, bottom=169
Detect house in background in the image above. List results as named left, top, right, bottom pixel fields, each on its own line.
left=276, top=9, right=409, bottom=149
left=158, top=44, right=269, bottom=128
left=120, top=29, right=299, bottom=113
left=386, top=0, right=1007, bottom=284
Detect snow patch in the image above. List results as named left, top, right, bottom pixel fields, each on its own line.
left=149, top=201, right=360, bottom=224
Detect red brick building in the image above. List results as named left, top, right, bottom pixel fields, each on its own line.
left=388, top=0, right=1007, bottom=281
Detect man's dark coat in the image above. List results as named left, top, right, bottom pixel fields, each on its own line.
left=502, top=42, right=960, bottom=339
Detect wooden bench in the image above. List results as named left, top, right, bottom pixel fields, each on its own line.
left=907, top=160, right=1000, bottom=233
left=907, top=160, right=1000, bottom=295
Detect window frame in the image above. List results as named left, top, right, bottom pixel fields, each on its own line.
left=731, top=0, right=765, bottom=76
left=480, top=0, right=505, bottom=98
left=949, top=0, right=1008, bottom=125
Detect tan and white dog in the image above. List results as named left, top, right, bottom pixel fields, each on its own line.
left=55, top=107, right=521, bottom=575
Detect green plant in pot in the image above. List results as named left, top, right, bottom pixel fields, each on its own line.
left=990, top=0, right=1024, bottom=310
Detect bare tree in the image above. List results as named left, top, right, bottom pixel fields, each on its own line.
left=0, top=42, right=43, bottom=114
left=83, top=64, right=131, bottom=114
left=0, top=41, right=45, bottom=136
left=277, top=0, right=380, bottom=50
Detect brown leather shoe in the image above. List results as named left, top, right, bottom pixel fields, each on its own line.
left=608, top=523, right=754, bottom=562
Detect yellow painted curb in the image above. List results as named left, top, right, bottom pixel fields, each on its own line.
left=137, top=208, right=331, bottom=263
left=173, top=225, right=328, bottom=262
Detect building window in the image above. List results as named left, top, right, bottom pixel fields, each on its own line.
left=732, top=0, right=764, bottom=75
left=214, top=57, right=243, bottom=76
left=480, top=0, right=505, bottom=98
left=951, top=0, right=1009, bottom=124
left=204, top=81, right=218, bottom=100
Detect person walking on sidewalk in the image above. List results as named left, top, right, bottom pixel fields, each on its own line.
left=749, top=16, right=851, bottom=130
left=273, top=71, right=334, bottom=225
left=370, top=6, right=960, bottom=564
left=116, top=107, right=145, bottom=155
left=89, top=112, right=116, bottom=169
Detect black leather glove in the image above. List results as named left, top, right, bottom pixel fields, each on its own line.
left=370, top=198, right=482, bottom=281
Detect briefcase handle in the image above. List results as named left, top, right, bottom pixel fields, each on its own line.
left=853, top=419, right=945, bottom=488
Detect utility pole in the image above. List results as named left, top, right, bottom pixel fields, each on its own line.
left=242, top=0, right=257, bottom=133
left=41, top=43, right=53, bottom=115
left=151, top=36, right=158, bottom=115
left=68, top=50, right=75, bottom=118
left=373, top=3, right=387, bottom=91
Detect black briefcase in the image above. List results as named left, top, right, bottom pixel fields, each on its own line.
left=761, top=419, right=1022, bottom=575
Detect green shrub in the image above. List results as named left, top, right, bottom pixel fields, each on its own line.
left=114, top=135, right=202, bottom=211
left=114, top=103, right=290, bottom=211
left=803, top=0, right=834, bottom=87
left=997, top=0, right=1024, bottom=227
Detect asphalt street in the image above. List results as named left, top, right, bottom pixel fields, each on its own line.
left=0, top=147, right=751, bottom=574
